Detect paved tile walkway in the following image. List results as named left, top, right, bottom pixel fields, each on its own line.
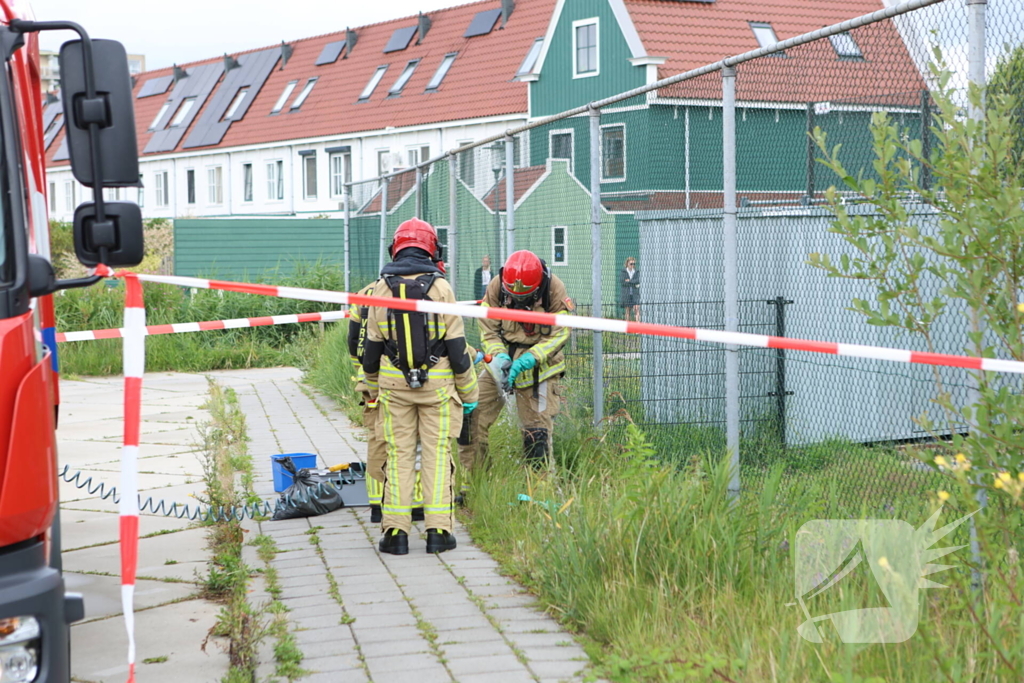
left=223, top=369, right=593, bottom=683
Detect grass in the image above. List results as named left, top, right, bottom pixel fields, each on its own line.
left=54, top=263, right=344, bottom=377
left=458, top=412, right=1021, bottom=682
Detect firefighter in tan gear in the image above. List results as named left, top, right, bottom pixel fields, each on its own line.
left=348, top=284, right=425, bottom=525
left=363, top=218, right=479, bottom=555
left=459, top=250, right=571, bottom=471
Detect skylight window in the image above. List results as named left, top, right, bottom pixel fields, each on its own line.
left=223, top=88, right=249, bottom=121
left=149, top=102, right=170, bottom=130
left=829, top=32, right=864, bottom=60
left=389, top=60, right=420, bottom=96
left=517, top=37, right=544, bottom=77
left=426, top=54, right=456, bottom=92
left=169, top=97, right=196, bottom=127
left=271, top=80, right=299, bottom=114
left=291, top=78, right=318, bottom=110
left=384, top=26, right=418, bottom=53
left=750, top=22, right=785, bottom=55
left=360, top=65, right=389, bottom=101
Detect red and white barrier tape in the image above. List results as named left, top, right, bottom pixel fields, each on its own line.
left=119, top=275, right=144, bottom=683
left=56, top=310, right=349, bottom=342
left=93, top=266, right=1024, bottom=375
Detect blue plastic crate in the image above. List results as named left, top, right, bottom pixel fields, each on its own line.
left=271, top=453, right=318, bottom=492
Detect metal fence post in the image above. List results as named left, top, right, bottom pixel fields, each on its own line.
left=449, top=154, right=458, bottom=294
left=343, top=182, right=351, bottom=292
left=966, top=0, right=988, bottom=590
left=722, top=65, right=740, bottom=499
left=415, top=166, right=423, bottom=218
left=589, top=106, right=604, bottom=428
left=379, top=176, right=389, bottom=272
left=805, top=103, right=816, bottom=203
left=505, top=134, right=516, bottom=258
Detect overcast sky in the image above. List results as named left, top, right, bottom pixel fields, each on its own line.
left=36, top=0, right=473, bottom=70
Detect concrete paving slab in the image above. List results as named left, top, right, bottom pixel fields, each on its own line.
left=60, top=509, right=193, bottom=551
left=65, top=573, right=197, bottom=621
left=71, top=598, right=229, bottom=683
left=64, top=526, right=210, bottom=582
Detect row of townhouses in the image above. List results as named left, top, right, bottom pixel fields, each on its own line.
left=42, top=0, right=921, bottom=223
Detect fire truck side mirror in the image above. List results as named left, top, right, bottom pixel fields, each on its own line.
left=58, top=38, right=139, bottom=186
left=72, top=201, right=144, bottom=268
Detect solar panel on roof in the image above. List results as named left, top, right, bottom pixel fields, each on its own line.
left=384, top=26, right=417, bottom=53
left=316, top=40, right=346, bottom=66
left=137, top=75, right=174, bottom=98
left=465, top=8, right=502, bottom=38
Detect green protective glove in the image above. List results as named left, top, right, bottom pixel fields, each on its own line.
left=506, top=352, right=537, bottom=389
left=463, top=401, right=478, bottom=415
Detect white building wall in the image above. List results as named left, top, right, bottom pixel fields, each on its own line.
left=44, top=116, right=524, bottom=223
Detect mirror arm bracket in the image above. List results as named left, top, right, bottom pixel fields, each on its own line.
left=52, top=274, right=103, bottom=292
left=11, top=19, right=110, bottom=232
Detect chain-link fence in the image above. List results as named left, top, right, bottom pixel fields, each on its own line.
left=341, top=0, right=1020, bottom=511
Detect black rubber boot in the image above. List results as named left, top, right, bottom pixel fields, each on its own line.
left=454, top=492, right=467, bottom=507
left=370, top=505, right=382, bottom=524
left=426, top=529, right=457, bottom=554
left=379, top=529, right=409, bottom=555
left=523, top=428, right=549, bottom=468
left=412, top=507, right=425, bottom=522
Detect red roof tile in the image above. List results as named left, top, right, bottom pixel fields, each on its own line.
left=361, top=169, right=418, bottom=214
left=480, top=164, right=547, bottom=207
left=625, top=0, right=926, bottom=105
left=47, top=0, right=556, bottom=167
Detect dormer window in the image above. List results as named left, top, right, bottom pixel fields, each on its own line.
left=750, top=22, right=785, bottom=56
left=517, top=38, right=544, bottom=78
left=360, top=65, right=389, bottom=101
left=829, top=32, right=864, bottom=60
left=290, top=78, right=318, bottom=110
left=573, top=19, right=599, bottom=78
left=426, top=53, right=457, bottom=92
left=272, top=80, right=298, bottom=114
left=389, top=60, right=420, bottom=97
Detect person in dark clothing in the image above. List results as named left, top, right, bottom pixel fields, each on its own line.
left=620, top=257, right=640, bottom=322
left=473, top=255, right=492, bottom=301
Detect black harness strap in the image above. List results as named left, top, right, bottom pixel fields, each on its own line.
left=382, top=273, right=447, bottom=388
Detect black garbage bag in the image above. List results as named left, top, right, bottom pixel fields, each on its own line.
left=272, top=457, right=344, bottom=520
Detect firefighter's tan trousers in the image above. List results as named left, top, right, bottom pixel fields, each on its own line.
left=378, top=386, right=462, bottom=533
left=364, top=394, right=423, bottom=508
left=458, top=368, right=561, bottom=472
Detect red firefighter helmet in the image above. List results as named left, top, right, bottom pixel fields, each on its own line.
left=501, top=250, right=545, bottom=302
left=390, top=218, right=442, bottom=262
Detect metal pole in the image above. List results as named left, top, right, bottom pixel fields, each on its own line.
left=379, top=176, right=389, bottom=272
left=415, top=166, right=423, bottom=218
left=685, top=106, right=691, bottom=210
left=343, top=182, right=351, bottom=292
left=966, top=0, right=987, bottom=590
left=448, top=154, right=458, bottom=294
left=805, top=103, right=816, bottom=203
left=505, top=135, right=516, bottom=258
left=589, top=106, right=604, bottom=428
left=722, top=66, right=741, bottom=499
left=920, top=89, right=931, bottom=191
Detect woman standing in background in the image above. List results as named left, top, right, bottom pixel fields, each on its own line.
left=620, top=257, right=640, bottom=322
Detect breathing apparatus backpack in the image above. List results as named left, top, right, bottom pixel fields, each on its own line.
left=381, top=273, right=447, bottom=389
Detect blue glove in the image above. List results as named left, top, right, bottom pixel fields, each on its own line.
left=506, top=352, right=536, bottom=389
left=463, top=401, right=478, bottom=415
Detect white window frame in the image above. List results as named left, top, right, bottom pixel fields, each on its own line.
left=750, top=22, right=785, bottom=56
left=548, top=128, right=574, bottom=171
left=242, top=163, right=254, bottom=203
left=829, top=32, right=864, bottom=60
left=155, top=171, right=169, bottom=207
left=137, top=176, right=145, bottom=208
left=377, top=149, right=391, bottom=176
left=207, top=166, right=223, bottom=205
left=600, top=123, right=626, bottom=183
left=516, top=37, right=544, bottom=78
left=272, top=81, right=299, bottom=114
left=223, top=88, right=249, bottom=120
left=302, top=154, right=318, bottom=200
left=149, top=102, right=170, bottom=131
left=169, top=97, right=196, bottom=127
left=426, top=53, right=457, bottom=91
left=185, top=168, right=196, bottom=205
left=64, top=180, right=75, bottom=212
left=266, top=160, right=284, bottom=201
left=360, top=66, right=389, bottom=101
left=389, top=60, right=420, bottom=97
left=330, top=152, right=352, bottom=198
left=48, top=181, right=56, bottom=213
left=290, top=78, right=318, bottom=111
left=572, top=18, right=600, bottom=79
left=551, top=226, right=568, bottom=266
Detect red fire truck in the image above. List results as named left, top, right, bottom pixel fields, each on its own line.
left=0, top=2, right=143, bottom=681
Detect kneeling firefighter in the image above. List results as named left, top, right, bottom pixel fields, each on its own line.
left=349, top=282, right=425, bottom=525
left=459, top=250, right=571, bottom=470
left=363, top=218, right=479, bottom=555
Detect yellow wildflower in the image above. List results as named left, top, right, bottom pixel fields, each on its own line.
left=934, top=456, right=949, bottom=469
left=954, top=453, right=967, bottom=464
left=937, top=490, right=951, bottom=502
left=1018, top=472, right=1024, bottom=482
left=994, top=479, right=1005, bottom=490
left=878, top=556, right=891, bottom=570
left=1018, top=302, right=1024, bottom=313
left=998, top=472, right=1012, bottom=483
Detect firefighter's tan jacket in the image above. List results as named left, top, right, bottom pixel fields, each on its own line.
left=479, top=274, right=572, bottom=389
left=348, top=281, right=378, bottom=394
left=363, top=273, right=479, bottom=402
